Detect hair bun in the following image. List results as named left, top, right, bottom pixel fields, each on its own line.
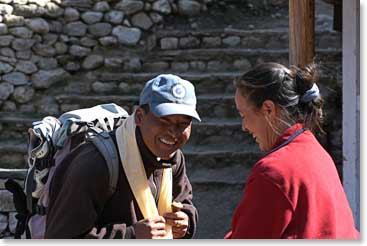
left=293, top=63, right=318, bottom=97
left=300, top=83, right=320, bottom=103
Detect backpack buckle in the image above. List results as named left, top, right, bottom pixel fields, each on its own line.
left=28, top=128, right=49, bottom=159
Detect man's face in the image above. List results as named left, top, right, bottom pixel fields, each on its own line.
left=135, top=107, right=192, bottom=160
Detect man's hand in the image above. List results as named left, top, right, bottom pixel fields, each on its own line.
left=164, top=211, right=189, bottom=239
left=85, top=227, right=107, bottom=239
left=84, top=224, right=128, bottom=239
left=134, top=216, right=167, bottom=239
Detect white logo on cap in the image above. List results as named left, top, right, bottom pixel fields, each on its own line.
left=171, top=84, right=186, bottom=99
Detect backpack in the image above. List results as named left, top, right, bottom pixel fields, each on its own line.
left=5, top=103, right=129, bottom=239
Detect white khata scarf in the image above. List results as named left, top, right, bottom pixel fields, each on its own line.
left=115, top=113, right=173, bottom=239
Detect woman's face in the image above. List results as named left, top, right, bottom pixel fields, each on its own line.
left=235, top=89, right=277, bottom=151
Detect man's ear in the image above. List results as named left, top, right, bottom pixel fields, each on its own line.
left=261, top=100, right=276, bottom=118
left=134, top=107, right=144, bottom=126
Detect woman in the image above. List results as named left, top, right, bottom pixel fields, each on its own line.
left=225, top=62, right=359, bottom=239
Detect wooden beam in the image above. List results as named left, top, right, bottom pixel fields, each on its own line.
left=289, top=0, right=315, bottom=67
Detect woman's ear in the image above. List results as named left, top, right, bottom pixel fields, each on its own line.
left=261, top=100, right=276, bottom=118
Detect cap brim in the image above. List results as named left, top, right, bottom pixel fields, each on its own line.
left=151, top=102, right=201, bottom=122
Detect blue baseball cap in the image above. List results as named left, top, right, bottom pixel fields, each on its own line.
left=139, top=74, right=201, bottom=121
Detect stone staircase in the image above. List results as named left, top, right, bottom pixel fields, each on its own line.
left=0, top=0, right=342, bottom=239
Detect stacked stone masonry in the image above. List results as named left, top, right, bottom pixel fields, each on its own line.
left=0, top=0, right=210, bottom=108
left=0, top=0, right=342, bottom=239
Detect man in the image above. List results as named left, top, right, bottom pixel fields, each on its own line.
left=45, top=74, right=200, bottom=239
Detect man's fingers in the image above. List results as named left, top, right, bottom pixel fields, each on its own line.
left=85, top=227, right=107, bottom=239
left=85, top=227, right=98, bottom=238
left=90, top=227, right=98, bottom=235
left=166, top=219, right=188, bottom=227
left=164, top=212, right=180, bottom=220
left=97, top=228, right=107, bottom=239
left=147, top=219, right=167, bottom=238
left=172, top=231, right=185, bottom=239
left=172, top=221, right=188, bottom=231
left=150, top=222, right=166, bottom=230
left=165, top=217, right=188, bottom=227
left=109, top=230, right=116, bottom=239
left=164, top=211, right=187, bottom=221
left=152, top=216, right=166, bottom=223
left=172, top=222, right=187, bottom=239
left=109, top=224, right=126, bottom=239
left=151, top=227, right=167, bottom=239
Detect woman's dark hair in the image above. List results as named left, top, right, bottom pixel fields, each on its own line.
left=234, top=62, right=324, bottom=133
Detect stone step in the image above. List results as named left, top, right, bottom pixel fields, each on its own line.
left=53, top=82, right=339, bottom=120
left=191, top=182, right=245, bottom=238
left=0, top=189, right=16, bottom=212
left=88, top=71, right=242, bottom=96
left=143, top=48, right=340, bottom=63
left=153, top=28, right=341, bottom=50
left=0, top=148, right=255, bottom=186
left=183, top=144, right=261, bottom=169
left=53, top=94, right=238, bottom=119
left=188, top=164, right=249, bottom=185
left=0, top=168, right=27, bottom=180
left=0, top=114, right=253, bottom=147
left=183, top=144, right=261, bottom=185
left=0, top=117, right=254, bottom=145
left=0, top=142, right=26, bottom=153
left=190, top=118, right=250, bottom=146
left=0, top=131, right=262, bottom=168
left=0, top=169, right=27, bottom=190
left=184, top=147, right=260, bottom=185
left=88, top=71, right=339, bottom=97
left=0, top=141, right=27, bottom=169
left=0, top=142, right=253, bottom=184
left=0, top=119, right=259, bottom=154
left=101, top=48, right=341, bottom=74
left=0, top=113, right=35, bottom=142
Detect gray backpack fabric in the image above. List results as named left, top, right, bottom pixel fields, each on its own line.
left=20, top=103, right=128, bottom=238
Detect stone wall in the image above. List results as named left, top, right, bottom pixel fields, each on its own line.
left=0, top=0, right=211, bottom=115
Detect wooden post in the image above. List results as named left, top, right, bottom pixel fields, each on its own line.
left=289, top=0, right=315, bottom=67
left=333, top=0, right=342, bottom=32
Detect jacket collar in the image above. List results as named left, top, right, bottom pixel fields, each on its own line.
left=270, top=123, right=305, bottom=150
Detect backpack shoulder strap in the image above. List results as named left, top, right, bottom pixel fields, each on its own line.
left=86, top=127, right=119, bottom=196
